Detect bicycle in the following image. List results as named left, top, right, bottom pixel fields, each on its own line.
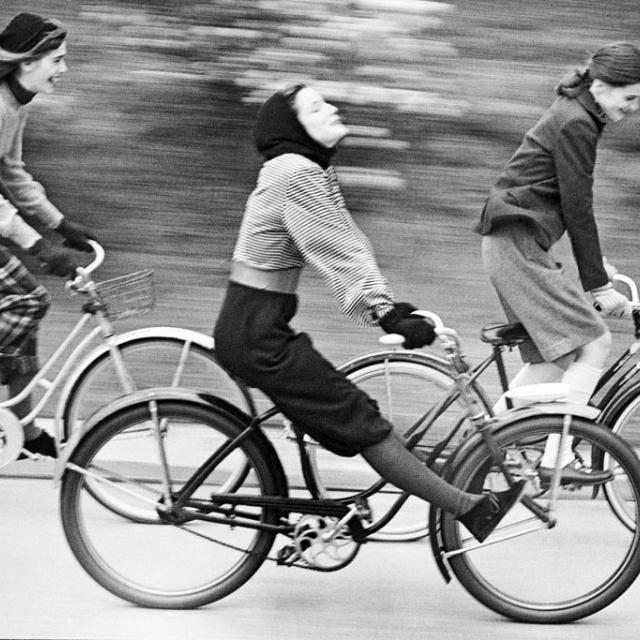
left=57, top=309, right=640, bottom=623
left=0, top=241, right=242, bottom=469
left=316, top=270, right=640, bottom=539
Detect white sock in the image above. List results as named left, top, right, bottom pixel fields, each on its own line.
left=492, top=362, right=564, bottom=414
left=540, top=362, right=602, bottom=468
left=561, top=362, right=602, bottom=405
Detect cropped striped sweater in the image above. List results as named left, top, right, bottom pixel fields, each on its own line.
left=232, top=153, right=395, bottom=326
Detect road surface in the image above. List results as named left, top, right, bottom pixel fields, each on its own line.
left=1, top=472, right=640, bottom=640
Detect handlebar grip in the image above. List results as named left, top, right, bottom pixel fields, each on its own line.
left=612, top=273, right=640, bottom=306
left=66, top=240, right=105, bottom=290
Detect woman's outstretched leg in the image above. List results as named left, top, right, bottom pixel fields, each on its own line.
left=362, top=431, right=524, bottom=542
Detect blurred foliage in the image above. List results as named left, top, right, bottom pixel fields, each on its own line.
left=2, top=0, right=640, bottom=401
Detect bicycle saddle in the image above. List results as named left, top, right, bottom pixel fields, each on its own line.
left=480, top=321, right=529, bottom=346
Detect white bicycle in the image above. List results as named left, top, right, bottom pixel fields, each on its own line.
left=0, top=241, right=246, bottom=470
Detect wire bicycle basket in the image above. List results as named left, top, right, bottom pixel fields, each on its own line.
left=94, top=269, right=155, bottom=320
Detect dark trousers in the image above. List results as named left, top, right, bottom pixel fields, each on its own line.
left=213, top=283, right=391, bottom=457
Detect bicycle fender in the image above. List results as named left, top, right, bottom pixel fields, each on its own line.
left=444, top=402, right=602, bottom=477
left=599, top=379, right=640, bottom=427
left=54, top=386, right=258, bottom=485
left=337, top=349, right=450, bottom=374
left=55, top=327, right=216, bottom=430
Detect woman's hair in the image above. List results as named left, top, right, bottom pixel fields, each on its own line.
left=0, top=14, right=66, bottom=80
left=278, top=83, right=307, bottom=111
left=588, top=41, right=640, bottom=86
left=557, top=41, right=640, bottom=95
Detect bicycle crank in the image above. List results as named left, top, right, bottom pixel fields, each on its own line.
left=278, top=515, right=361, bottom=571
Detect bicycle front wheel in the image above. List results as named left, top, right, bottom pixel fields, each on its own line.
left=602, top=386, right=640, bottom=530
left=309, top=352, right=491, bottom=541
left=440, top=415, right=640, bottom=623
left=62, top=336, right=251, bottom=438
left=60, top=401, right=281, bottom=609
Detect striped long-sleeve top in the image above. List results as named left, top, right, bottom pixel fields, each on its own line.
left=232, top=153, right=395, bottom=326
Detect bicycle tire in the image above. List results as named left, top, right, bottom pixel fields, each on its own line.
left=439, top=415, right=640, bottom=623
left=601, top=382, right=640, bottom=530
left=61, top=336, right=256, bottom=522
left=307, top=351, right=491, bottom=542
left=62, top=336, right=251, bottom=439
left=60, top=400, right=282, bottom=609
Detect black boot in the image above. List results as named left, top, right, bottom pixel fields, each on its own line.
left=18, top=431, right=58, bottom=459
left=458, top=481, right=526, bottom=542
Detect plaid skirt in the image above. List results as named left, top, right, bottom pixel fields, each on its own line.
left=0, top=246, right=51, bottom=383
left=213, top=282, right=392, bottom=457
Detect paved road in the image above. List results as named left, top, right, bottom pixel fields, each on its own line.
left=1, top=473, right=640, bottom=640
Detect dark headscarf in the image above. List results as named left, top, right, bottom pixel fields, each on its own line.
left=0, top=13, right=66, bottom=81
left=254, top=85, right=336, bottom=170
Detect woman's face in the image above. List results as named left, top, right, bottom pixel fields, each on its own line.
left=17, top=40, right=68, bottom=94
left=293, top=87, right=349, bottom=148
left=590, top=79, right=640, bottom=122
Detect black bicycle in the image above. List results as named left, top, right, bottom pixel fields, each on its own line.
left=58, top=310, right=640, bottom=623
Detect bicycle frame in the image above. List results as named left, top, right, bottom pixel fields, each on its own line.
left=1, top=240, right=221, bottom=464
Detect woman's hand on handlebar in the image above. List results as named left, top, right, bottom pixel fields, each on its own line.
left=29, top=238, right=79, bottom=278
left=55, top=218, right=99, bottom=253
left=591, top=282, right=633, bottom=318
left=379, top=302, right=437, bottom=348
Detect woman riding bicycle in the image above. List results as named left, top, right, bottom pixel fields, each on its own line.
left=214, top=83, right=525, bottom=543
left=476, top=42, right=640, bottom=482
left=0, top=13, right=97, bottom=457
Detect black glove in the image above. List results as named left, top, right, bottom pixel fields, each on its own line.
left=29, top=239, right=79, bottom=278
left=379, top=302, right=436, bottom=349
left=55, top=218, right=98, bottom=253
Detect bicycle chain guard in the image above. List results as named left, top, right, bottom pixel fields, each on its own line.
left=0, top=407, right=23, bottom=468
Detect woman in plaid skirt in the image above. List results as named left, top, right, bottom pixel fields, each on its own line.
left=0, top=13, right=98, bottom=458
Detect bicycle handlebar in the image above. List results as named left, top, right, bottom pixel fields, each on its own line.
left=66, top=240, right=105, bottom=291
left=378, top=309, right=460, bottom=349
left=613, top=273, right=640, bottom=308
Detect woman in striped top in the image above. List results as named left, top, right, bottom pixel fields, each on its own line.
left=214, top=84, right=525, bottom=542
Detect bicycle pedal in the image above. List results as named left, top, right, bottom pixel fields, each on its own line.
left=276, top=544, right=300, bottom=566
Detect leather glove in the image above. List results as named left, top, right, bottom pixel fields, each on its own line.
left=55, top=218, right=98, bottom=252
left=379, top=302, right=436, bottom=349
left=590, top=283, right=632, bottom=318
left=29, top=239, right=79, bottom=278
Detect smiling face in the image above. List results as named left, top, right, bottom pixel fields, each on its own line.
left=293, top=87, right=349, bottom=148
left=16, top=40, right=67, bottom=94
left=590, top=78, right=640, bottom=122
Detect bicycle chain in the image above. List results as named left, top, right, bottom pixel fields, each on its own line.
left=175, top=521, right=330, bottom=572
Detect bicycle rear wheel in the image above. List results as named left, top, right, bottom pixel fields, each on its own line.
left=440, top=415, right=640, bottom=623
left=60, top=401, right=281, bottom=609
left=63, top=336, right=257, bottom=522
left=62, top=336, right=251, bottom=438
left=308, top=352, right=491, bottom=541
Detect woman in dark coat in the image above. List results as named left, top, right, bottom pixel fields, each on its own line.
left=476, top=42, right=640, bottom=482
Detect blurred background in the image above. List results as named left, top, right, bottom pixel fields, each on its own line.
left=3, top=0, right=640, bottom=406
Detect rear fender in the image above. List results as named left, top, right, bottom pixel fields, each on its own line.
left=54, top=387, right=286, bottom=495
left=55, top=327, right=217, bottom=434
